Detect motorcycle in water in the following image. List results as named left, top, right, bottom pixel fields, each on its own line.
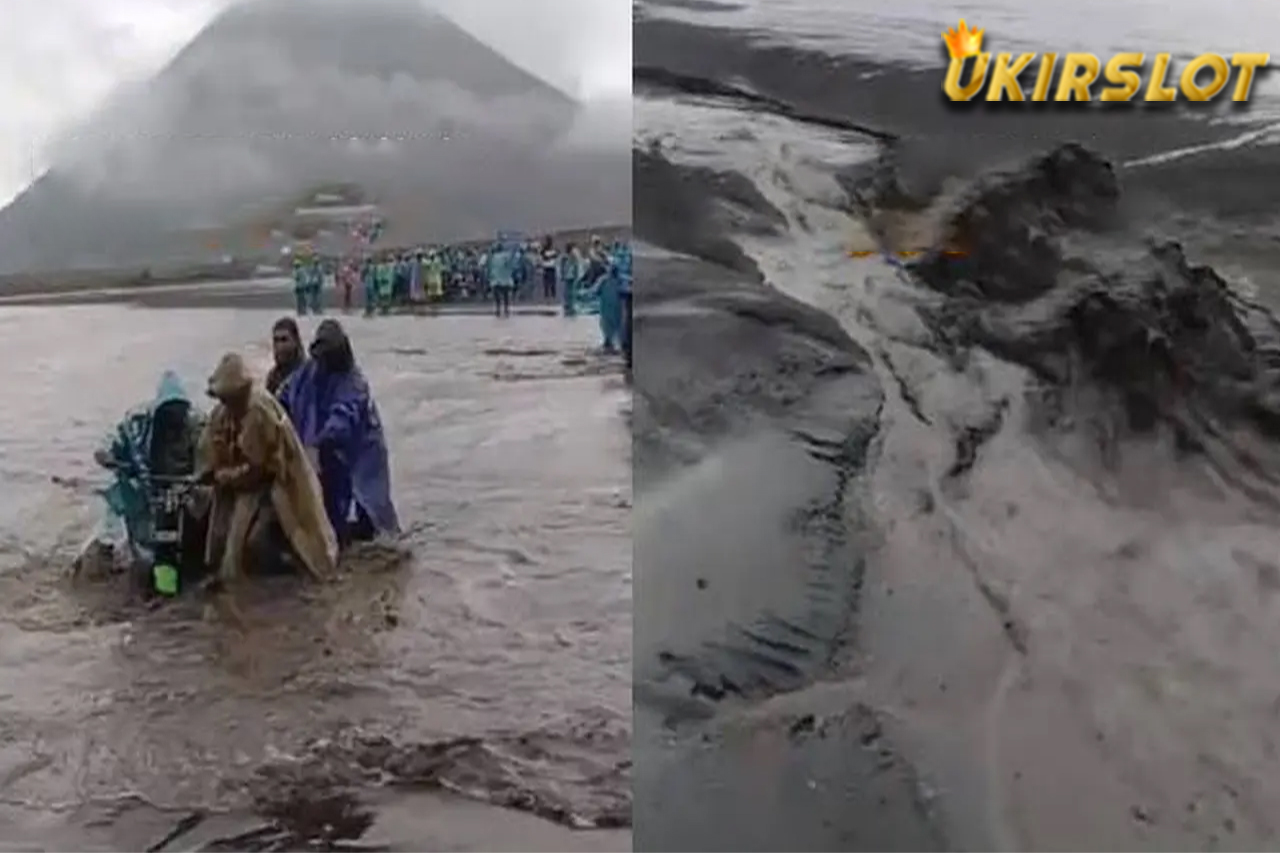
left=78, top=464, right=211, bottom=598
left=146, top=473, right=209, bottom=596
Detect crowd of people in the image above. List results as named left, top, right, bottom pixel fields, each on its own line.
left=290, top=233, right=633, bottom=366
left=87, top=318, right=400, bottom=595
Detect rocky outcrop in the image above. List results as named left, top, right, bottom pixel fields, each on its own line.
left=912, top=143, right=1120, bottom=302
left=909, top=143, right=1280, bottom=447
left=633, top=147, right=784, bottom=279
left=633, top=251, right=880, bottom=483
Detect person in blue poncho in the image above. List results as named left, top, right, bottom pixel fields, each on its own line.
left=82, top=370, right=207, bottom=577
left=292, top=256, right=310, bottom=316
left=614, top=241, right=633, bottom=370
left=486, top=238, right=517, bottom=317
left=361, top=257, right=377, bottom=316
left=559, top=242, right=583, bottom=317
left=307, top=258, right=324, bottom=314
left=278, top=319, right=400, bottom=547
left=595, top=240, right=623, bottom=353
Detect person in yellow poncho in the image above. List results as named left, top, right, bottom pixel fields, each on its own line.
left=424, top=248, right=445, bottom=301
left=198, top=352, right=337, bottom=585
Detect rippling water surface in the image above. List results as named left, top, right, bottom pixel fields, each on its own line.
left=0, top=303, right=631, bottom=847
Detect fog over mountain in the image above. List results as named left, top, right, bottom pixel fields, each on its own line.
left=0, top=0, right=630, bottom=272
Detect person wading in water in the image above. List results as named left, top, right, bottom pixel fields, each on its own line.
left=199, top=352, right=337, bottom=594
left=279, top=320, right=400, bottom=548
left=265, top=317, right=305, bottom=397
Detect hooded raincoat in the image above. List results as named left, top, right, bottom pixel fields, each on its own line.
left=95, top=370, right=204, bottom=562
left=199, top=354, right=337, bottom=581
left=559, top=250, right=581, bottom=317
left=277, top=338, right=399, bottom=543
left=424, top=252, right=445, bottom=299
left=486, top=242, right=517, bottom=290
left=597, top=253, right=623, bottom=350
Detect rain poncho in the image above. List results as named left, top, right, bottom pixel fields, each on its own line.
left=91, top=371, right=204, bottom=564
left=362, top=261, right=377, bottom=310
left=199, top=360, right=337, bottom=581
left=292, top=260, right=323, bottom=314
left=278, top=354, right=400, bottom=542
left=376, top=262, right=395, bottom=302
left=597, top=254, right=623, bottom=350
left=486, top=243, right=517, bottom=290
left=559, top=250, right=582, bottom=316
left=614, top=242, right=632, bottom=295
left=409, top=254, right=423, bottom=301
left=424, top=252, right=445, bottom=299
left=615, top=243, right=633, bottom=363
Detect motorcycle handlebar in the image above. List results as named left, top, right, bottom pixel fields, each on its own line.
left=149, top=474, right=200, bottom=485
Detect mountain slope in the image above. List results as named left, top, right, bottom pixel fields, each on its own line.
left=0, top=0, right=627, bottom=272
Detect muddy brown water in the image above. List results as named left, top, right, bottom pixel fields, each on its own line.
left=0, top=302, right=631, bottom=849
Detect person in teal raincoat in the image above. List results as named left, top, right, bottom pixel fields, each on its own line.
left=305, top=258, right=324, bottom=314
left=84, top=371, right=206, bottom=573
left=486, top=239, right=517, bottom=317
left=361, top=258, right=377, bottom=316
left=614, top=241, right=632, bottom=368
left=375, top=256, right=395, bottom=314
left=596, top=245, right=623, bottom=352
left=292, top=257, right=310, bottom=316
left=559, top=243, right=583, bottom=317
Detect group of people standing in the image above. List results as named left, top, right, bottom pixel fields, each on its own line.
left=202, top=316, right=399, bottom=583
left=265, top=317, right=399, bottom=551
left=289, top=234, right=633, bottom=368
left=90, top=318, right=400, bottom=591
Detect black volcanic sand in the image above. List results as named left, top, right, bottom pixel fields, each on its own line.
left=631, top=250, right=951, bottom=850
left=634, top=14, right=1280, bottom=220
left=632, top=11, right=1280, bottom=853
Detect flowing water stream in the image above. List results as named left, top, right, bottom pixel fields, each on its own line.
left=636, top=76, right=1280, bottom=849
left=0, top=304, right=631, bottom=848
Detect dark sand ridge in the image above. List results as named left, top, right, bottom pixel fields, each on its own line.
left=631, top=247, right=947, bottom=850
left=634, top=14, right=1280, bottom=223
left=633, top=12, right=1280, bottom=851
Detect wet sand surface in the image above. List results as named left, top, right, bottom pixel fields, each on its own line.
left=634, top=6, right=1280, bottom=851
left=0, top=293, right=631, bottom=849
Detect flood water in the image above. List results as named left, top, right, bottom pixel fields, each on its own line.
left=635, top=53, right=1280, bottom=844
left=0, top=302, right=631, bottom=848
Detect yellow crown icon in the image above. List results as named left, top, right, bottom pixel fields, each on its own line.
left=943, top=20, right=984, bottom=60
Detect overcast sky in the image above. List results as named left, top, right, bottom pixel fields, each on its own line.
left=0, top=0, right=630, bottom=206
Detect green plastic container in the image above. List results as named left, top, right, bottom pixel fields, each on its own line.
left=153, top=563, right=179, bottom=596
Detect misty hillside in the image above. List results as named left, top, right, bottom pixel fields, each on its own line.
left=0, top=0, right=628, bottom=273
